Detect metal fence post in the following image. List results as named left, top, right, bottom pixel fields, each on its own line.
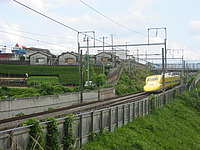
left=116, top=107, right=119, bottom=128
left=79, top=115, right=83, bottom=147
left=109, top=108, right=112, bottom=132
left=100, top=110, right=104, bottom=130
left=91, top=112, right=94, bottom=132
left=123, top=105, right=125, bottom=124
left=133, top=102, right=136, bottom=118
left=128, top=103, right=131, bottom=122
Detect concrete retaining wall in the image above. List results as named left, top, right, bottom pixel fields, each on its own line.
left=0, top=88, right=115, bottom=119
left=0, top=85, right=185, bottom=149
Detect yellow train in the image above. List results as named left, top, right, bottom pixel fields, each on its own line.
left=143, top=74, right=181, bottom=92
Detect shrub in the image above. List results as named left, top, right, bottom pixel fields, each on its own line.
left=96, top=74, right=106, bottom=87
left=23, top=118, right=44, bottom=150
left=39, top=83, right=54, bottom=95
left=63, top=114, right=76, bottom=150
left=46, top=117, right=60, bottom=150
left=1, top=85, right=8, bottom=91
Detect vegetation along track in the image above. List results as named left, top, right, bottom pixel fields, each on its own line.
left=0, top=91, right=149, bottom=131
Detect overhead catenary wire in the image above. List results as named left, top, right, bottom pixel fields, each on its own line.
left=0, top=30, right=70, bottom=48
left=13, top=0, right=109, bottom=46
left=12, top=0, right=137, bottom=53
left=13, top=0, right=79, bottom=33
left=0, top=26, right=76, bottom=41
left=78, top=0, right=146, bottom=37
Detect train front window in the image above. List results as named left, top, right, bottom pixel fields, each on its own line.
left=147, top=77, right=158, bottom=81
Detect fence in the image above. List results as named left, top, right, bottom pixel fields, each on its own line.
left=188, top=72, right=200, bottom=91
left=106, top=60, right=146, bottom=85
left=0, top=85, right=185, bottom=149
left=0, top=60, right=30, bottom=65
left=106, top=61, right=124, bottom=85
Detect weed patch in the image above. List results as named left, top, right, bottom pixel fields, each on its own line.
left=83, top=85, right=200, bottom=150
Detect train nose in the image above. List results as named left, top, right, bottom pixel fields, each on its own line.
left=143, top=84, right=162, bottom=92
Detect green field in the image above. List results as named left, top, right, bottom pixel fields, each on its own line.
left=83, top=85, right=200, bottom=149
left=0, top=64, right=102, bottom=85
left=27, top=76, right=60, bottom=85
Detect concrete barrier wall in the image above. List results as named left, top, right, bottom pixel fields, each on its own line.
left=0, top=88, right=115, bottom=119
left=0, top=85, right=185, bottom=149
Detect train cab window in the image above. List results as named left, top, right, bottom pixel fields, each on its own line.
left=147, top=77, right=158, bottom=81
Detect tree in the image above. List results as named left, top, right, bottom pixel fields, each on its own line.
left=96, top=74, right=106, bottom=87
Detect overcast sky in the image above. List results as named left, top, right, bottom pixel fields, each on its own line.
left=1, top=0, right=200, bottom=62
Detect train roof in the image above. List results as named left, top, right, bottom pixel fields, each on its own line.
left=147, top=75, right=162, bottom=78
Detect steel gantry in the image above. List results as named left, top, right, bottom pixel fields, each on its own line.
left=77, top=28, right=167, bottom=95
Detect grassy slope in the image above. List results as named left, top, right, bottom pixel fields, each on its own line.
left=115, top=67, right=149, bottom=95
left=0, top=64, right=101, bottom=85
left=83, top=86, right=200, bottom=150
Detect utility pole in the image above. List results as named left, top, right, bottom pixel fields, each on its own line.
left=148, top=27, right=167, bottom=93
left=78, top=42, right=83, bottom=103
left=100, top=36, right=107, bottom=74
left=111, top=34, right=115, bottom=68
left=85, top=37, right=90, bottom=83
left=129, top=55, right=132, bottom=88
left=78, top=31, right=95, bottom=91
left=162, top=48, right=165, bottom=93
left=125, top=42, right=130, bottom=60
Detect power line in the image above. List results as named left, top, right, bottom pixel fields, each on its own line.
left=0, top=30, right=69, bottom=48
left=0, top=26, right=75, bottom=41
left=13, top=0, right=79, bottom=33
left=13, top=0, right=108, bottom=45
left=78, top=0, right=146, bottom=36
left=12, top=0, right=126, bottom=51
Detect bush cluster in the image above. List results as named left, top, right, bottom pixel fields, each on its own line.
left=0, top=84, right=79, bottom=99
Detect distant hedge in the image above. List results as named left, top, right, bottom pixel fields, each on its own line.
left=0, top=64, right=101, bottom=85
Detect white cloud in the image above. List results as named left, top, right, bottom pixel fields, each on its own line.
left=0, top=19, right=24, bottom=47
left=5, top=0, right=199, bottom=60
left=188, top=20, right=200, bottom=35
left=131, top=0, right=157, bottom=11
left=168, top=41, right=200, bottom=60
left=16, top=0, right=47, bottom=13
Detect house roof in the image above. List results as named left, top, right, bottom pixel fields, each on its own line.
left=27, top=47, right=53, bottom=55
left=95, top=52, right=112, bottom=56
left=29, top=51, right=55, bottom=57
left=58, top=51, right=78, bottom=57
left=95, top=52, right=120, bottom=58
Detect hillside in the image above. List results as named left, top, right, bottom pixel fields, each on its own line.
left=0, top=64, right=102, bottom=85
left=114, top=67, right=149, bottom=95
left=83, top=85, right=200, bottom=149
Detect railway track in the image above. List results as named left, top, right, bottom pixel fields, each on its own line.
left=0, top=91, right=149, bottom=131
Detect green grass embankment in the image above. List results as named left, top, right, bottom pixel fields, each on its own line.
left=83, top=85, right=200, bottom=150
left=115, top=67, right=149, bottom=95
left=0, top=64, right=101, bottom=85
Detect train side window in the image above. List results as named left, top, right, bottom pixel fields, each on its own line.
left=147, top=77, right=158, bottom=81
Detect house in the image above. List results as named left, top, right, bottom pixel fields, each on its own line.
left=0, top=53, right=12, bottom=60
left=89, top=55, right=96, bottom=64
left=29, top=51, right=55, bottom=65
left=96, top=52, right=112, bottom=62
left=95, top=52, right=121, bottom=66
left=26, top=47, right=52, bottom=57
left=10, top=43, right=26, bottom=60
left=58, top=52, right=78, bottom=65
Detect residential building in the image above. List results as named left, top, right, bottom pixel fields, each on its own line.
left=58, top=52, right=78, bottom=65
left=95, top=52, right=121, bottom=66
left=29, top=51, right=55, bottom=65
left=0, top=53, right=12, bottom=60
